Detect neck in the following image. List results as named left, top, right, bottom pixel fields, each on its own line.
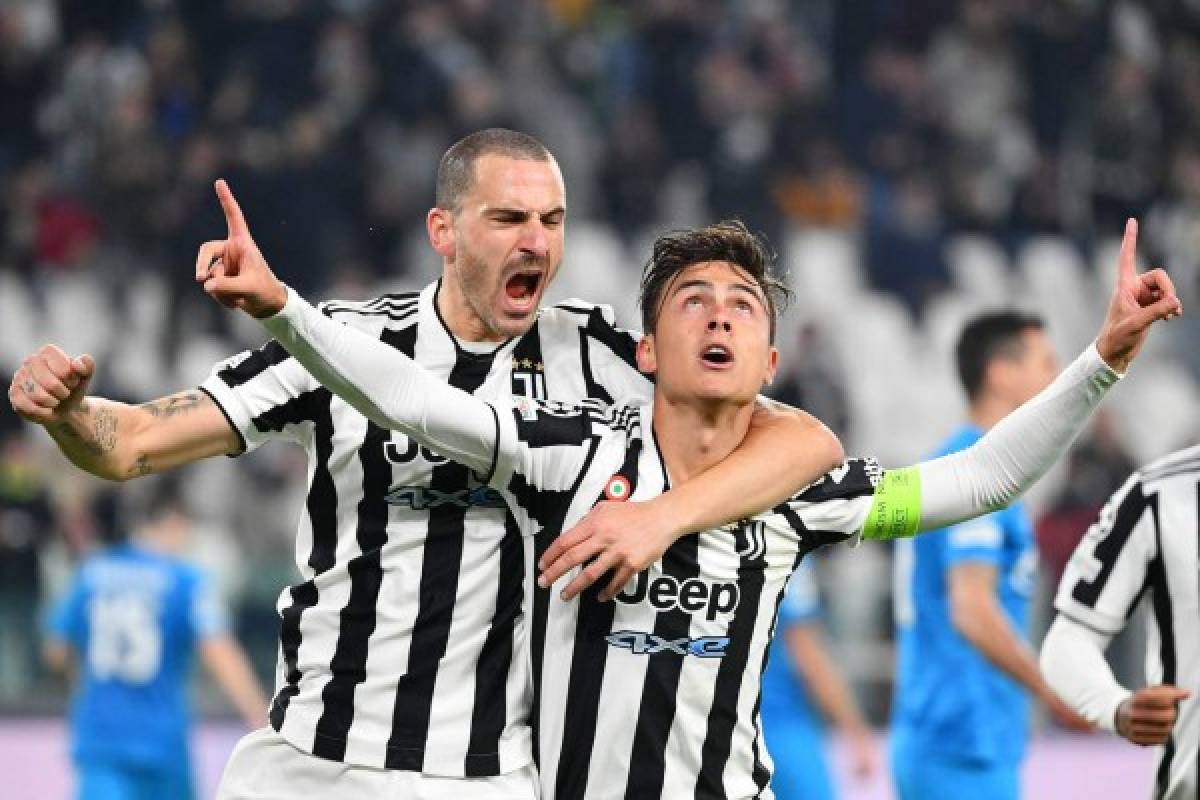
left=968, top=393, right=1016, bottom=431
left=436, top=269, right=503, bottom=342
left=651, top=391, right=756, bottom=484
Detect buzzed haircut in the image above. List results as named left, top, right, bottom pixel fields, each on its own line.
left=640, top=220, right=792, bottom=342
left=956, top=311, right=1045, bottom=402
left=435, top=128, right=554, bottom=212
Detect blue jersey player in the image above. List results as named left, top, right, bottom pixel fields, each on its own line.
left=44, top=490, right=266, bottom=800
left=890, top=313, right=1093, bottom=800
left=761, top=561, right=876, bottom=799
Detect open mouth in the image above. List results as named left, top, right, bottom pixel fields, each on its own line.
left=504, top=270, right=543, bottom=308
left=700, top=344, right=733, bottom=366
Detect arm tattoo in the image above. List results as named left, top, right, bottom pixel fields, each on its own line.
left=127, top=453, right=153, bottom=479
left=91, top=407, right=117, bottom=453
left=50, top=404, right=116, bottom=456
left=140, top=392, right=204, bottom=419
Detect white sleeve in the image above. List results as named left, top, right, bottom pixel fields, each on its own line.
left=1040, top=614, right=1130, bottom=734
left=915, top=344, right=1121, bottom=530
left=260, top=286, right=504, bottom=477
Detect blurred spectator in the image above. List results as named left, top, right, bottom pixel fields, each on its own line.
left=1035, top=411, right=1136, bottom=584
left=0, top=429, right=56, bottom=698
left=768, top=322, right=850, bottom=439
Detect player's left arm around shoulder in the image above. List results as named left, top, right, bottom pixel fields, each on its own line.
left=656, top=397, right=844, bottom=535
left=537, top=398, right=843, bottom=602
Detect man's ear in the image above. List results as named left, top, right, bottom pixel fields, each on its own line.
left=427, top=207, right=455, bottom=259
left=636, top=334, right=657, bottom=376
left=763, top=345, right=779, bottom=386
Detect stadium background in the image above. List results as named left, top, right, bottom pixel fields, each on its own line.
left=0, top=0, right=1195, bottom=796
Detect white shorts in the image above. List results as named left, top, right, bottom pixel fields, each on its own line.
left=216, top=727, right=539, bottom=800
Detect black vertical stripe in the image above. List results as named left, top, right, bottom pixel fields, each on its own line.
left=385, top=351, right=496, bottom=770
left=747, top=543, right=817, bottom=795
left=695, top=545, right=771, bottom=798
left=515, top=438, right=601, bottom=772
left=1073, top=482, right=1151, bottom=609
left=459, top=326, right=548, bottom=774
left=622, top=536, right=700, bottom=799
left=465, top=514, right=525, bottom=775
left=1140, top=496, right=1176, bottom=799
left=264, top=389, right=337, bottom=730
left=310, top=325, right=418, bottom=761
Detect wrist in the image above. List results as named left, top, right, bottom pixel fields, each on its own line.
left=255, top=280, right=290, bottom=319
left=643, top=493, right=690, bottom=542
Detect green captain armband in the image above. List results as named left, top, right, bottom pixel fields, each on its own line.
left=861, top=466, right=921, bottom=541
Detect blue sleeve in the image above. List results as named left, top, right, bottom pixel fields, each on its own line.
left=46, top=575, right=87, bottom=647
left=188, top=570, right=230, bottom=640
left=942, top=510, right=1006, bottom=568
left=778, top=562, right=821, bottom=627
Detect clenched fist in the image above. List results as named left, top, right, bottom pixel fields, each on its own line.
left=8, top=345, right=96, bottom=425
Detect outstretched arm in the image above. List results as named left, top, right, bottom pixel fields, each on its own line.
left=861, top=218, right=1180, bottom=542
left=9, top=348, right=238, bottom=481
left=259, top=288, right=500, bottom=474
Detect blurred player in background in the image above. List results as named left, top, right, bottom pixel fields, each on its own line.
left=44, top=484, right=267, bottom=800
left=1041, top=445, right=1199, bottom=798
left=759, top=560, right=876, bottom=799
left=890, top=312, right=1094, bottom=800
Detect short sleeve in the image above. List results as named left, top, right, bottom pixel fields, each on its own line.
left=778, top=562, right=820, bottom=626
left=776, top=458, right=882, bottom=547
left=199, top=339, right=319, bottom=453
left=943, top=513, right=1006, bottom=568
left=1054, top=474, right=1155, bottom=635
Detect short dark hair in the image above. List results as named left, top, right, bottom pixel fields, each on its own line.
left=955, top=311, right=1045, bottom=401
left=639, top=220, right=792, bottom=342
left=435, top=128, right=554, bottom=212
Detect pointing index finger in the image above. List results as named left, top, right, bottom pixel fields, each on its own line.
left=1119, top=217, right=1138, bottom=283
left=215, top=179, right=250, bottom=238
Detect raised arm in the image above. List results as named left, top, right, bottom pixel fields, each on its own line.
left=198, top=179, right=502, bottom=476
left=9, top=347, right=238, bottom=481
left=860, top=218, right=1180, bottom=542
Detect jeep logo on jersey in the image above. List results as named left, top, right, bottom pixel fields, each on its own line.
left=605, top=475, right=631, bottom=501
left=384, top=486, right=505, bottom=510
left=605, top=630, right=730, bottom=658
left=614, top=572, right=740, bottom=621
left=383, top=436, right=448, bottom=465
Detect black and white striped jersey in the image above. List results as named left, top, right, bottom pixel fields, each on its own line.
left=487, top=398, right=882, bottom=799
left=198, top=280, right=650, bottom=775
left=1055, top=445, right=1200, bottom=800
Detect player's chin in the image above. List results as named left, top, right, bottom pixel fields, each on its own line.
left=493, top=309, right=540, bottom=339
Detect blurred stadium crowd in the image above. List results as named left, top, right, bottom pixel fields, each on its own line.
left=1, top=0, right=1199, bottom=728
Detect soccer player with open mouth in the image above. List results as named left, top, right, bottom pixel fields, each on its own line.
left=202, top=182, right=1178, bottom=799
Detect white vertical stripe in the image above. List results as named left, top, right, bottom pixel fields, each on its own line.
left=424, top=505, right=506, bottom=771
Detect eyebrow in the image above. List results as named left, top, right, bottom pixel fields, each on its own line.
left=483, top=206, right=567, bottom=219
left=671, top=278, right=765, bottom=304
